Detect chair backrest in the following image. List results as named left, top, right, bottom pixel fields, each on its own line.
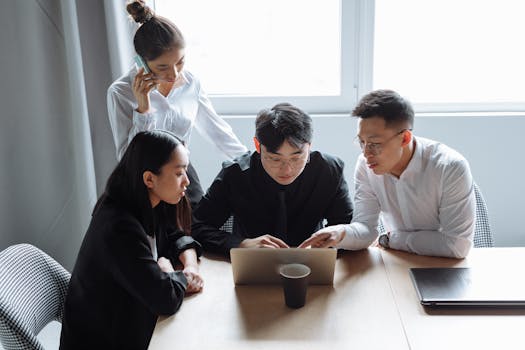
left=472, top=182, right=494, bottom=247
left=376, top=182, right=494, bottom=248
left=0, top=244, right=70, bottom=350
left=220, top=216, right=234, bottom=233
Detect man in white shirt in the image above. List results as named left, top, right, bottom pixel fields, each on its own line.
left=300, top=89, right=475, bottom=258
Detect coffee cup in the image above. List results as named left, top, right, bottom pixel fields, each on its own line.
left=279, top=263, right=311, bottom=308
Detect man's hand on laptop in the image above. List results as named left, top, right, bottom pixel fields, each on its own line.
left=298, top=225, right=346, bottom=248
left=239, top=235, right=290, bottom=249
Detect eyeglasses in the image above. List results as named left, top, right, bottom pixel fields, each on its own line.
left=355, top=129, right=410, bottom=155
left=262, top=151, right=310, bottom=169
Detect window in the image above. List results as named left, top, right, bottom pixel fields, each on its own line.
left=154, top=0, right=362, bottom=114
left=153, top=0, right=525, bottom=114
left=373, top=0, right=525, bottom=111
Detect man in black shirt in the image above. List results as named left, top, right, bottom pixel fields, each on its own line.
left=192, top=103, right=354, bottom=255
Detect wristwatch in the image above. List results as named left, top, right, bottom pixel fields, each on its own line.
left=378, top=233, right=390, bottom=249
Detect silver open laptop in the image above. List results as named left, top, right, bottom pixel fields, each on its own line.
left=409, top=267, right=525, bottom=307
left=230, top=248, right=337, bottom=285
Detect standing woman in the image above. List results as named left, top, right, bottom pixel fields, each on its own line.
left=107, top=0, right=248, bottom=207
left=60, top=131, right=203, bottom=350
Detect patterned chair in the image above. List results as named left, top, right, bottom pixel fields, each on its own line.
left=220, top=216, right=234, bottom=233
left=472, top=183, right=493, bottom=247
left=0, top=244, right=70, bottom=350
left=377, top=182, right=494, bottom=247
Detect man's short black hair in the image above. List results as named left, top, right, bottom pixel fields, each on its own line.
left=255, top=103, right=313, bottom=153
left=352, top=89, right=414, bottom=129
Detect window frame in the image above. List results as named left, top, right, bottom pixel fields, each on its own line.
left=153, top=0, right=368, bottom=115
left=152, top=0, right=525, bottom=115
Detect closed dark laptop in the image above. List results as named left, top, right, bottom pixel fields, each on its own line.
left=409, top=267, right=525, bottom=307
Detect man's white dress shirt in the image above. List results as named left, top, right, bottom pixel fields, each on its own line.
left=338, top=136, right=475, bottom=258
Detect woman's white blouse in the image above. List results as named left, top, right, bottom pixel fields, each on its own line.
left=107, top=69, right=247, bottom=160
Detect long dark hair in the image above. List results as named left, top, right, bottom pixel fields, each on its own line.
left=96, top=131, right=191, bottom=235
left=126, top=0, right=185, bottom=61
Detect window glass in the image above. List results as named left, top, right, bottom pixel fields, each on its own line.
left=156, top=0, right=341, bottom=97
left=374, top=0, right=525, bottom=105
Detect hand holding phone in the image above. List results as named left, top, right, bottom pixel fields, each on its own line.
left=133, top=55, right=157, bottom=113
left=134, top=55, right=151, bottom=74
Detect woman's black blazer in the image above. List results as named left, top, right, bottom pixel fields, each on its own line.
left=59, top=196, right=201, bottom=350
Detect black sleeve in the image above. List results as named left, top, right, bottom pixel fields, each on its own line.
left=156, top=203, right=202, bottom=260
left=191, top=168, right=245, bottom=255
left=173, top=234, right=203, bottom=258
left=324, top=159, right=354, bottom=226
left=106, top=217, right=188, bottom=317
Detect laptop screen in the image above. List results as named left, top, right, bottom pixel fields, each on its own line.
left=230, top=248, right=336, bottom=285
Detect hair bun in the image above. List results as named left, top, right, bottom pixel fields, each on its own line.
left=126, top=0, right=154, bottom=24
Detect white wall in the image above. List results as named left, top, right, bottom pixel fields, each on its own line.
left=189, top=114, right=525, bottom=247
left=0, top=0, right=98, bottom=270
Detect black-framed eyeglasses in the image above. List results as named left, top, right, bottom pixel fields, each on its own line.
left=261, top=150, right=310, bottom=169
left=354, top=129, right=411, bottom=155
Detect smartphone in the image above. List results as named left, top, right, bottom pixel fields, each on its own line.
left=134, top=55, right=151, bottom=74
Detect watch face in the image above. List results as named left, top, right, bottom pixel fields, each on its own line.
left=379, top=234, right=389, bottom=248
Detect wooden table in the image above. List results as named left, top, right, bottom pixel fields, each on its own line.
left=381, top=248, right=525, bottom=350
left=149, top=248, right=525, bottom=349
left=149, top=249, right=408, bottom=349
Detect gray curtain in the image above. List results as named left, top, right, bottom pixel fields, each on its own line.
left=0, top=0, right=131, bottom=270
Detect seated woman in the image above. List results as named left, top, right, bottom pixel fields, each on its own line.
left=60, top=130, right=203, bottom=350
